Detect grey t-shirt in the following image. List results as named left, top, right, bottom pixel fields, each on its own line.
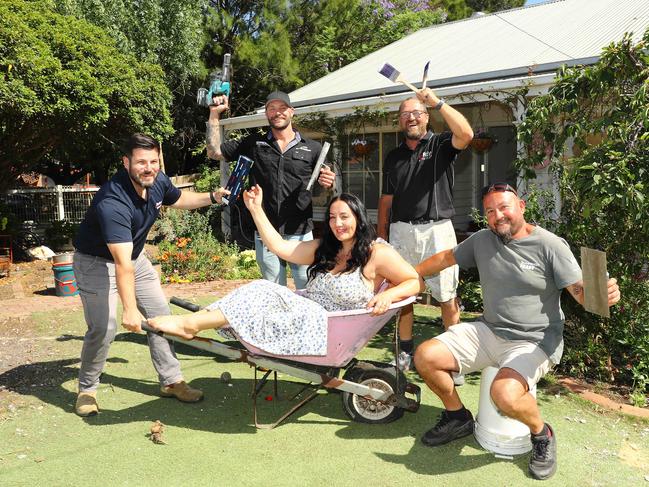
left=453, top=226, right=582, bottom=363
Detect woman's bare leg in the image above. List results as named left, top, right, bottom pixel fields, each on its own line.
left=148, top=309, right=229, bottom=339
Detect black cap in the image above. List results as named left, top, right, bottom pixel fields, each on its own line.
left=265, top=91, right=292, bottom=108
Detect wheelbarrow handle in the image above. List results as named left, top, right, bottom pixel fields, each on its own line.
left=140, top=321, right=162, bottom=335
left=170, top=296, right=201, bottom=312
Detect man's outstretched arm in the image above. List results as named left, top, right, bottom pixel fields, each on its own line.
left=565, top=278, right=621, bottom=307
left=415, top=249, right=457, bottom=277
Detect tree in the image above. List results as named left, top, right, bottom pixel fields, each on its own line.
left=51, top=0, right=207, bottom=92
left=0, top=0, right=173, bottom=187
left=209, top=0, right=525, bottom=114
left=517, top=29, right=649, bottom=390
left=289, top=1, right=446, bottom=85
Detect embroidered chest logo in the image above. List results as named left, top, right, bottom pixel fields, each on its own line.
left=155, top=201, right=163, bottom=209
left=520, top=261, right=537, bottom=271
left=419, top=151, right=433, bottom=160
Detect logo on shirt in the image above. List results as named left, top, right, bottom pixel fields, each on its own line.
left=520, top=261, right=537, bottom=271
left=155, top=201, right=163, bottom=209
left=419, top=151, right=433, bottom=160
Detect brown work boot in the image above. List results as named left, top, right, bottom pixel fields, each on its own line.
left=75, top=391, right=99, bottom=417
left=160, top=381, right=203, bottom=403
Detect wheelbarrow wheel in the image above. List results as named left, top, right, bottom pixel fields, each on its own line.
left=341, top=364, right=405, bottom=424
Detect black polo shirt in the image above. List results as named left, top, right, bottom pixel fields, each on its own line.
left=221, top=130, right=322, bottom=235
left=74, top=168, right=181, bottom=260
left=382, top=130, right=461, bottom=223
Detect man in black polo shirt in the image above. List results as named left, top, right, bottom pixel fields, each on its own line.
left=377, top=89, right=473, bottom=370
left=206, top=91, right=335, bottom=289
left=73, top=133, right=228, bottom=416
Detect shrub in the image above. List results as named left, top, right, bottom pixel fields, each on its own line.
left=152, top=206, right=261, bottom=282
left=150, top=208, right=212, bottom=243
left=158, top=235, right=260, bottom=282
left=516, top=29, right=649, bottom=390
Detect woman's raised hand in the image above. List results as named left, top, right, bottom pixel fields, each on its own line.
left=243, top=184, right=263, bottom=212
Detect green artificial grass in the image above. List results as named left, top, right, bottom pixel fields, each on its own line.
left=0, top=302, right=647, bottom=487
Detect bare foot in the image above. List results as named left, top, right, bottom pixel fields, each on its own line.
left=148, top=315, right=196, bottom=340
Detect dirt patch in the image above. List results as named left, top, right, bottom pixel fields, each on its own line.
left=558, top=377, right=649, bottom=418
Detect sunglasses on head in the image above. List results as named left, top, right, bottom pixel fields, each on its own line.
left=481, top=182, right=518, bottom=197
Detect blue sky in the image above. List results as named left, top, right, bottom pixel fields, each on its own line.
left=525, top=0, right=553, bottom=5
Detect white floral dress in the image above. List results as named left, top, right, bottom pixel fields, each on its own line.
left=206, top=267, right=374, bottom=356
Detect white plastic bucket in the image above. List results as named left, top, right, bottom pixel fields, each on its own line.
left=474, top=366, right=536, bottom=457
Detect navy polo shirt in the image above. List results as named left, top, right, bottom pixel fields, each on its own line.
left=220, top=130, right=322, bottom=235
left=382, top=130, right=460, bottom=223
left=74, top=168, right=181, bottom=260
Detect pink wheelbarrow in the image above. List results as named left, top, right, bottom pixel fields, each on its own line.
left=142, top=294, right=421, bottom=429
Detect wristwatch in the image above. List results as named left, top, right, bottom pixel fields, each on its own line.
left=434, top=99, right=445, bottom=110
left=209, top=191, right=219, bottom=205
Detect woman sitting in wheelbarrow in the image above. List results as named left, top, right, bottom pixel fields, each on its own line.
left=148, top=185, right=420, bottom=356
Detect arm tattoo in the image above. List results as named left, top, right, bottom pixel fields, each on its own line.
left=206, top=122, right=220, bottom=158
left=571, top=283, right=583, bottom=296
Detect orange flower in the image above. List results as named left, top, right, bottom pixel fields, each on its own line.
left=176, top=237, right=191, bottom=248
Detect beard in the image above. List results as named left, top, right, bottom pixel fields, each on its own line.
left=489, top=219, right=514, bottom=244
left=268, top=115, right=291, bottom=130
left=129, top=169, right=158, bottom=189
left=403, top=123, right=427, bottom=141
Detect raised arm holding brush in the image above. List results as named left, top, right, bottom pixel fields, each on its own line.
left=376, top=85, right=473, bottom=371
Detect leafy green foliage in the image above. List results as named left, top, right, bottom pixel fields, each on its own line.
left=517, top=29, right=649, bottom=389
left=289, top=1, right=445, bottom=86
left=51, top=0, right=207, bottom=90
left=0, top=0, right=173, bottom=187
left=457, top=269, right=482, bottom=312
left=193, top=164, right=221, bottom=193
left=0, top=202, right=18, bottom=233
left=150, top=207, right=213, bottom=244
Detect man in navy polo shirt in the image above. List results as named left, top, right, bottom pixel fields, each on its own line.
left=73, top=133, right=228, bottom=416
left=206, top=91, right=335, bottom=289
left=377, top=89, right=473, bottom=372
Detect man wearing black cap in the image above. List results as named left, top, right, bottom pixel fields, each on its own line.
left=206, top=91, right=335, bottom=288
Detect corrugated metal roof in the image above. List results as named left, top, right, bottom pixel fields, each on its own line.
left=288, top=0, right=649, bottom=107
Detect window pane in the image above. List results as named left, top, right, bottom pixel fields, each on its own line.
left=382, top=131, right=399, bottom=160
left=365, top=171, right=380, bottom=209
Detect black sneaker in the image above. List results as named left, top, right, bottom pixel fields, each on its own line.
left=421, top=409, right=474, bottom=447
left=529, top=423, right=557, bottom=480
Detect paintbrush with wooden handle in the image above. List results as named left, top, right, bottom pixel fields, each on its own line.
left=378, top=63, right=419, bottom=93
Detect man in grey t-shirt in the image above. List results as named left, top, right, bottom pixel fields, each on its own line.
left=413, top=183, right=620, bottom=481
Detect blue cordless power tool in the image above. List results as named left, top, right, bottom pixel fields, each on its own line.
left=197, top=53, right=231, bottom=107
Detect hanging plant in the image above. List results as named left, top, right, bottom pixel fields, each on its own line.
left=351, top=138, right=375, bottom=157
left=470, top=128, right=497, bottom=153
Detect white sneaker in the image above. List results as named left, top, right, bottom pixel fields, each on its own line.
left=452, top=372, right=465, bottom=386
left=391, top=351, right=413, bottom=372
